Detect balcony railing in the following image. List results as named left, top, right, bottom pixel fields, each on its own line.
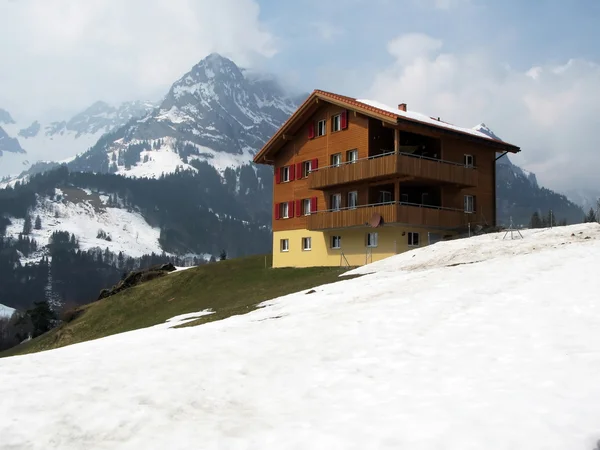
left=308, top=151, right=478, bottom=189
left=306, top=201, right=471, bottom=230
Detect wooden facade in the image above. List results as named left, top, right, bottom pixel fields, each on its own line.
left=255, top=89, right=520, bottom=239
left=307, top=203, right=470, bottom=231
left=309, top=152, right=478, bottom=190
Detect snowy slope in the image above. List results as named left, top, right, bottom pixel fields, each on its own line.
left=0, top=101, right=156, bottom=179
left=69, top=53, right=301, bottom=179
left=5, top=187, right=166, bottom=262
left=2, top=223, right=600, bottom=449
left=0, top=303, right=15, bottom=318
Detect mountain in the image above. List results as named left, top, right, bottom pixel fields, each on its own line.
left=0, top=101, right=157, bottom=178
left=69, top=53, right=303, bottom=177
left=480, top=123, right=586, bottom=226
left=0, top=303, right=15, bottom=318
left=565, top=188, right=600, bottom=213
left=0, top=126, right=26, bottom=156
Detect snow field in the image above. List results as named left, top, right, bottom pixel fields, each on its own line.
left=1, top=224, right=600, bottom=449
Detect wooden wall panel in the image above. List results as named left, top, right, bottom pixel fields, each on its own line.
left=272, top=104, right=370, bottom=232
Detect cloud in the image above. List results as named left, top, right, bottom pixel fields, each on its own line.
left=0, top=0, right=276, bottom=121
left=366, top=33, right=600, bottom=193
left=309, top=21, right=344, bottom=41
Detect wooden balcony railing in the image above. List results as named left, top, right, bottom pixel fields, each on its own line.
left=308, top=153, right=398, bottom=190
left=308, top=152, right=478, bottom=189
left=306, top=201, right=470, bottom=230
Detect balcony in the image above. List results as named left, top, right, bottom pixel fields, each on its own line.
left=306, top=201, right=470, bottom=231
left=308, top=152, right=478, bottom=190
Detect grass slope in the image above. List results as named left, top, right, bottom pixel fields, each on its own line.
left=2, top=255, right=353, bottom=358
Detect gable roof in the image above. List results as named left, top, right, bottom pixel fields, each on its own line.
left=254, top=89, right=520, bottom=164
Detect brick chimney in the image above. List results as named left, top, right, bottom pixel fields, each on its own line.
left=398, top=103, right=407, bottom=112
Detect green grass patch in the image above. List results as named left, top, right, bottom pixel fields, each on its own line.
left=1, top=254, right=356, bottom=358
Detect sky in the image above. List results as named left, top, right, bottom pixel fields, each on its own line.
left=0, top=0, right=599, bottom=194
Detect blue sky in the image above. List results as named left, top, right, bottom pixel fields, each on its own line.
left=258, top=0, right=600, bottom=95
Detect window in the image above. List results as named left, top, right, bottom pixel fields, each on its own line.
left=347, top=149, right=358, bottom=163
left=332, top=114, right=342, bottom=132
left=348, top=191, right=358, bottom=209
left=464, top=154, right=474, bottom=168
left=316, top=119, right=326, bottom=137
left=331, top=193, right=342, bottom=211
left=302, top=237, right=312, bottom=251
left=281, top=166, right=290, bottom=182
left=331, top=153, right=342, bottom=167
left=464, top=195, right=475, bottom=213
left=302, top=198, right=311, bottom=215
left=379, top=190, right=393, bottom=204
left=408, top=232, right=420, bottom=247
left=280, top=202, right=289, bottom=219
left=280, top=239, right=289, bottom=252
left=302, top=160, right=312, bottom=178
left=367, top=232, right=378, bottom=248
left=331, top=235, right=341, bottom=249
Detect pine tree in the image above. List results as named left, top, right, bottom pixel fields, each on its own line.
left=34, top=215, right=42, bottom=230
left=585, top=208, right=597, bottom=223
left=530, top=211, right=543, bottom=229
left=219, top=249, right=227, bottom=261
left=22, top=215, right=32, bottom=235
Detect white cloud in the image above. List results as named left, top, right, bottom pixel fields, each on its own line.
left=366, top=34, right=600, bottom=193
left=309, top=21, right=344, bottom=41
left=0, top=0, right=276, bottom=121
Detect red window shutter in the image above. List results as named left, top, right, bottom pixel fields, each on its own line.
left=295, top=199, right=301, bottom=217
left=275, top=168, right=281, bottom=184
left=288, top=201, right=294, bottom=217
left=274, top=203, right=280, bottom=220
left=296, top=162, right=302, bottom=179
left=308, top=122, right=315, bottom=139
left=289, top=165, right=295, bottom=182
left=341, top=111, right=348, bottom=129
left=311, top=196, right=317, bottom=212
left=311, top=158, right=318, bottom=170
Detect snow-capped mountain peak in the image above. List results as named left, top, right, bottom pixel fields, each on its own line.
left=69, top=53, right=303, bottom=179
left=473, top=123, right=504, bottom=141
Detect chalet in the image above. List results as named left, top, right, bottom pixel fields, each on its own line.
left=253, top=90, right=520, bottom=268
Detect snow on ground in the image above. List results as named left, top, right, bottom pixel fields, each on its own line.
left=0, top=303, right=15, bottom=318
left=6, top=187, right=166, bottom=261
left=2, top=223, right=600, bottom=449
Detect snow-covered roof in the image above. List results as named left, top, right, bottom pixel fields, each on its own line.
left=255, top=89, right=519, bottom=164
left=355, top=98, right=499, bottom=142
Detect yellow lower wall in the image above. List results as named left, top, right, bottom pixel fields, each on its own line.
left=272, top=226, right=454, bottom=268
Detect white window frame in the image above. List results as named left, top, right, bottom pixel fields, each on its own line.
left=348, top=191, right=358, bottom=209
left=316, top=119, right=326, bottom=137
left=331, top=153, right=342, bottom=167
left=379, top=190, right=393, bottom=204
left=367, top=232, right=378, bottom=248
left=331, top=193, right=342, bottom=211
left=331, top=235, right=341, bottom=249
left=281, top=166, right=290, bottom=182
left=408, top=232, right=420, bottom=247
left=347, top=149, right=358, bottom=163
left=280, top=202, right=289, bottom=219
left=464, top=195, right=475, bottom=213
left=302, top=160, right=312, bottom=178
left=302, top=237, right=312, bottom=251
left=302, top=198, right=311, bottom=216
left=332, top=114, right=342, bottom=132
left=464, top=154, right=474, bottom=168
left=280, top=239, right=289, bottom=252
